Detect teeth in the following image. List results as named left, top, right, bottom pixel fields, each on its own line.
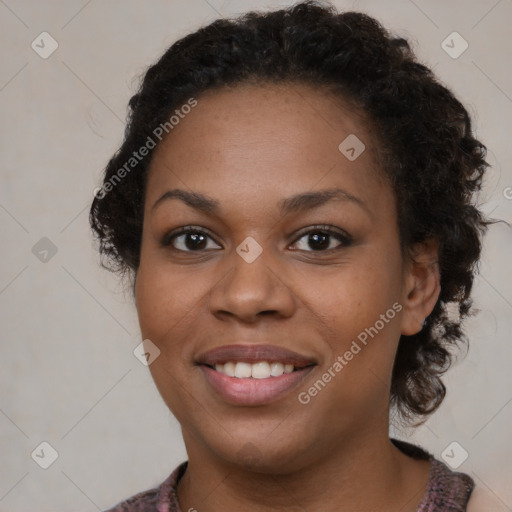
left=234, top=362, right=252, bottom=378
left=223, top=361, right=236, bottom=377
left=252, top=362, right=271, bottom=379
left=213, top=361, right=298, bottom=378
left=270, top=362, right=284, bottom=376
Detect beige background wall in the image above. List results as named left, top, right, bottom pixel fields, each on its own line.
left=1, top=0, right=511, bottom=510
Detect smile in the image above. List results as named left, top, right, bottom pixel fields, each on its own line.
left=196, top=344, right=317, bottom=406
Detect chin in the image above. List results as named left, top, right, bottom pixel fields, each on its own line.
left=198, top=427, right=316, bottom=475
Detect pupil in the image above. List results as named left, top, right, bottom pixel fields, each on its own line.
left=309, top=232, right=329, bottom=250
left=183, top=232, right=331, bottom=251
left=186, top=233, right=206, bottom=250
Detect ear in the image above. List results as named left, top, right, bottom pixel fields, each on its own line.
left=400, top=237, right=441, bottom=336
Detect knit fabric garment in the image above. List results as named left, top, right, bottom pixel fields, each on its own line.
left=104, top=440, right=474, bottom=511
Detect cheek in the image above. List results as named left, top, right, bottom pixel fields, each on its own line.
left=303, top=250, right=403, bottom=388
left=135, top=260, right=203, bottom=418
left=135, top=256, right=196, bottom=349
left=308, top=254, right=401, bottom=339
left=135, top=250, right=219, bottom=376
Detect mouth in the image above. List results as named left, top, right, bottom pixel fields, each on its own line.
left=196, top=344, right=317, bottom=406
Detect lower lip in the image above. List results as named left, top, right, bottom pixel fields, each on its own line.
left=200, top=365, right=315, bottom=406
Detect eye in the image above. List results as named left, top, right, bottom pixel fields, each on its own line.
left=161, top=224, right=353, bottom=254
left=290, top=225, right=353, bottom=252
left=161, top=226, right=221, bottom=252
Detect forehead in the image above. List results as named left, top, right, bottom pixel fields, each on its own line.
left=145, top=83, right=388, bottom=218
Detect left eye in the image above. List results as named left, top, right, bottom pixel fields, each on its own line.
left=291, top=226, right=352, bottom=252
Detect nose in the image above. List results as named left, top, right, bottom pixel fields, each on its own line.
left=208, top=246, right=296, bottom=323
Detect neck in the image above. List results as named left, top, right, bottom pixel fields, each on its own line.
left=177, top=427, right=430, bottom=512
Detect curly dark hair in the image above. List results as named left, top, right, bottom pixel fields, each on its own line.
left=89, top=0, right=490, bottom=423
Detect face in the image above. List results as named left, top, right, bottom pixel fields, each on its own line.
left=135, top=83, right=434, bottom=473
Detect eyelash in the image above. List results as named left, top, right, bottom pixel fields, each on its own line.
left=160, top=224, right=353, bottom=254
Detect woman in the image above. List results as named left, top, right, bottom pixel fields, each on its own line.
left=90, top=2, right=490, bottom=510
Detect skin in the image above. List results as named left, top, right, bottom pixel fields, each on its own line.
left=135, top=83, right=441, bottom=512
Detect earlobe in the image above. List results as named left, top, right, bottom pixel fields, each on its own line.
left=400, top=238, right=441, bottom=336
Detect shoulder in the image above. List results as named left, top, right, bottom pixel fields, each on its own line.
left=103, top=462, right=188, bottom=512
left=419, top=457, right=475, bottom=511
left=392, top=439, right=474, bottom=511
left=104, top=487, right=160, bottom=512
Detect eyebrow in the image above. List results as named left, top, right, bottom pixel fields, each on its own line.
left=151, top=187, right=369, bottom=217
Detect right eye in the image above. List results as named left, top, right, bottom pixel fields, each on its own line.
left=160, top=226, right=222, bottom=252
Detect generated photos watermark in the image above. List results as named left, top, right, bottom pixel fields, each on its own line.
left=94, top=97, right=198, bottom=200
left=298, top=301, right=403, bottom=405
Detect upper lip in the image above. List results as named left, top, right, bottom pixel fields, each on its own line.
left=196, top=344, right=317, bottom=368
